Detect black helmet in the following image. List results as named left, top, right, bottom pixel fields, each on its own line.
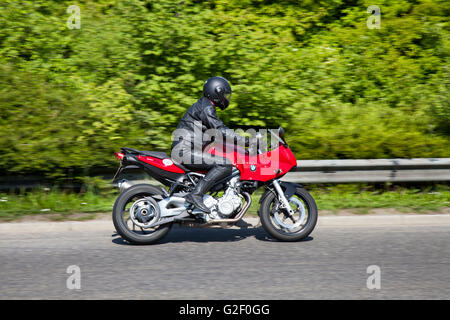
left=203, top=76, right=232, bottom=110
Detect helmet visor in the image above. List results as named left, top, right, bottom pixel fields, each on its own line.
left=224, top=91, right=232, bottom=102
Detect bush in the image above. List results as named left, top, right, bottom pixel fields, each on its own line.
left=0, top=0, right=448, bottom=182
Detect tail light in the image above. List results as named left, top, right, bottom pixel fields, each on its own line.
left=115, top=152, right=124, bottom=160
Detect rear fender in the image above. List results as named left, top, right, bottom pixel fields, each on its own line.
left=112, top=164, right=141, bottom=184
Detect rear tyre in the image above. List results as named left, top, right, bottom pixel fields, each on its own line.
left=112, top=184, right=172, bottom=245
left=259, top=187, right=318, bottom=242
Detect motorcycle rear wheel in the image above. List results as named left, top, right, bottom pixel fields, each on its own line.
left=112, top=184, right=172, bottom=245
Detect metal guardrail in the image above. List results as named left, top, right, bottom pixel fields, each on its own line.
left=282, top=158, right=450, bottom=183
left=1, top=158, right=449, bottom=189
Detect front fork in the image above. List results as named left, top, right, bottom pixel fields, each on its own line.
left=272, top=179, right=295, bottom=217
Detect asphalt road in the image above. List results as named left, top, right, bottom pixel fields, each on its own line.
left=0, top=216, right=449, bottom=300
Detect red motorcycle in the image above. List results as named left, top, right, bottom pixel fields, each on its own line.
left=112, top=127, right=318, bottom=244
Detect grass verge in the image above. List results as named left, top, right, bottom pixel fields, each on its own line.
left=0, top=184, right=449, bottom=222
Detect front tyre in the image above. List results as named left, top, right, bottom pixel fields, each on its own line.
left=259, top=187, right=318, bottom=241
left=112, top=184, right=172, bottom=245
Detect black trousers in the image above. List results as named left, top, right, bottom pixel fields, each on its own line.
left=171, top=148, right=232, bottom=192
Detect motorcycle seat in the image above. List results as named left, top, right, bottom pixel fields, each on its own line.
left=141, top=150, right=169, bottom=159
left=121, top=147, right=169, bottom=159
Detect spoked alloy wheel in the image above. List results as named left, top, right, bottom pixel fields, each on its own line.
left=112, top=184, right=172, bottom=245
left=260, top=187, right=318, bottom=241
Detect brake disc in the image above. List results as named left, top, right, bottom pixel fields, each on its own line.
left=129, top=197, right=160, bottom=228
left=273, top=196, right=306, bottom=231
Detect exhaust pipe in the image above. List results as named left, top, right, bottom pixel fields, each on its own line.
left=118, top=179, right=133, bottom=193
left=159, top=192, right=253, bottom=229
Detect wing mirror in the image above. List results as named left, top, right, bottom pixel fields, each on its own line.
left=278, top=126, right=285, bottom=141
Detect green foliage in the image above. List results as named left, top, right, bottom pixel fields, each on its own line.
left=0, top=187, right=116, bottom=221
left=0, top=0, right=448, bottom=180
left=309, top=183, right=450, bottom=212
left=1, top=184, right=449, bottom=221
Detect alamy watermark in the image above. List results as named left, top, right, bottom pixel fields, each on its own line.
left=66, top=265, right=81, bottom=290
left=367, top=5, right=381, bottom=29
left=171, top=123, right=284, bottom=177
left=67, top=5, right=81, bottom=30
left=366, top=265, right=381, bottom=290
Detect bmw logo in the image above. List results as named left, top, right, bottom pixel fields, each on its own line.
left=250, top=165, right=256, bottom=172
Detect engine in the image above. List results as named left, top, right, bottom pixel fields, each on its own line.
left=203, top=177, right=243, bottom=221
left=217, top=187, right=243, bottom=216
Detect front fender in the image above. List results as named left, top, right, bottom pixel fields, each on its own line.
left=258, top=181, right=303, bottom=215
left=259, top=181, right=303, bottom=203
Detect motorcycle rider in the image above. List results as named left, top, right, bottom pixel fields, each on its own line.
left=171, top=76, right=249, bottom=213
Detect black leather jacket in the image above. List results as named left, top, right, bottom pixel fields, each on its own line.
left=171, top=97, right=248, bottom=152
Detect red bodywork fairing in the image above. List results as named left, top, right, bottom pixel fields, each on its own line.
left=136, top=155, right=185, bottom=174
left=122, top=142, right=297, bottom=183
left=206, top=143, right=297, bottom=182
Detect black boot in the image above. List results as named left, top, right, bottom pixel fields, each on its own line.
left=185, top=179, right=211, bottom=213
left=185, top=165, right=232, bottom=213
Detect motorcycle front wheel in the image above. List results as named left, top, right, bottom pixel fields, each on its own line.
left=259, top=186, right=318, bottom=242
left=112, top=184, right=172, bottom=245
